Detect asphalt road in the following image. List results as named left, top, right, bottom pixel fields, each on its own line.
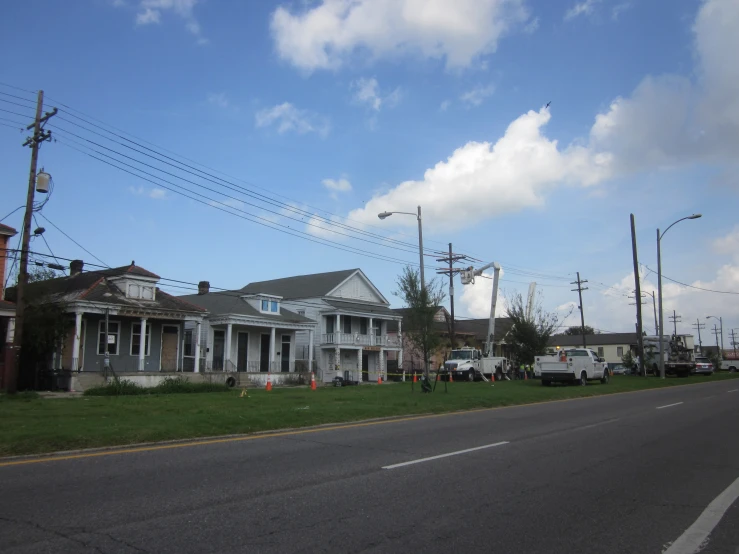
left=1, top=381, right=738, bottom=554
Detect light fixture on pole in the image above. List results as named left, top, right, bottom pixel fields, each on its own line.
left=377, top=206, right=425, bottom=290
left=657, top=214, right=702, bottom=379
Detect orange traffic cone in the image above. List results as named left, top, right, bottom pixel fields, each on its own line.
left=266, top=372, right=273, bottom=391
left=310, top=372, right=316, bottom=391
left=412, top=373, right=417, bottom=383
left=449, top=372, right=453, bottom=383
left=377, top=374, right=382, bottom=384
left=491, top=373, right=495, bottom=382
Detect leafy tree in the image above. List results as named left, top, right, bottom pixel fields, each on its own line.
left=621, top=349, right=636, bottom=371
left=395, top=266, right=446, bottom=379
left=505, top=292, right=558, bottom=366
left=564, top=325, right=596, bottom=336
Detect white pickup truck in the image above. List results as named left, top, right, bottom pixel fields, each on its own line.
left=535, top=348, right=610, bottom=386
left=443, top=347, right=512, bottom=381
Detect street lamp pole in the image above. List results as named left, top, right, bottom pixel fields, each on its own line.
left=377, top=207, right=425, bottom=290
left=657, top=214, right=702, bottom=379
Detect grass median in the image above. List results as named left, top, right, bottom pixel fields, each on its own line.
left=1, top=373, right=738, bottom=457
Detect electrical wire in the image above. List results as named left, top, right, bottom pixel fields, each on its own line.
left=32, top=214, right=63, bottom=269
left=35, top=212, right=109, bottom=267
left=0, top=206, right=25, bottom=223
left=642, top=265, right=739, bottom=295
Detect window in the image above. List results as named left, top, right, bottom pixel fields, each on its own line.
left=597, top=347, right=604, bottom=358
left=262, top=300, right=269, bottom=311
left=131, top=323, right=151, bottom=356
left=97, top=321, right=120, bottom=355
left=298, top=310, right=305, bottom=316
left=184, top=330, right=193, bottom=357
left=342, top=315, right=351, bottom=334
left=127, top=283, right=155, bottom=300
left=617, top=346, right=623, bottom=357
left=375, top=321, right=382, bottom=337
left=326, top=316, right=334, bottom=334
left=360, top=318, right=368, bottom=335
left=271, top=301, right=278, bottom=313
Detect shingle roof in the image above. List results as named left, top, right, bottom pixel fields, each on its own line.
left=549, top=333, right=638, bottom=347
left=7, top=264, right=202, bottom=314
left=0, top=299, right=15, bottom=313
left=324, top=299, right=399, bottom=317
left=0, top=223, right=17, bottom=236
left=388, top=311, right=513, bottom=341
left=239, top=269, right=359, bottom=300
left=179, top=291, right=314, bottom=323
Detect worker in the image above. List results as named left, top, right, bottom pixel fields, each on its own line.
left=519, top=363, right=525, bottom=380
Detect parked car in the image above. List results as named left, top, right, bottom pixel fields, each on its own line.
left=611, top=365, right=628, bottom=375
left=693, top=356, right=714, bottom=376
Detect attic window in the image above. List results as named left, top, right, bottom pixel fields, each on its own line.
left=127, top=283, right=155, bottom=300
left=261, top=299, right=279, bottom=314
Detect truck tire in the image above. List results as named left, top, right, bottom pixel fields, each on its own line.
left=600, top=369, right=609, bottom=385
left=541, top=379, right=550, bottom=387
left=580, top=371, right=587, bottom=386
left=468, top=369, right=475, bottom=382
left=729, top=366, right=737, bottom=373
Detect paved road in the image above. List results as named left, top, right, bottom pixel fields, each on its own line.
left=1, top=381, right=738, bottom=553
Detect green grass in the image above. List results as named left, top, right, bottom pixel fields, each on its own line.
left=84, top=376, right=231, bottom=396
left=1, top=373, right=737, bottom=457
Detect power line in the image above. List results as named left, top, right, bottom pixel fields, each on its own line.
left=35, top=212, right=109, bottom=267
left=32, top=214, right=63, bottom=269
left=642, top=265, right=739, bottom=295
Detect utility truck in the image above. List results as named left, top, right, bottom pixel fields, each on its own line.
left=535, top=348, right=610, bottom=386
left=643, top=335, right=695, bottom=377
left=443, top=347, right=512, bottom=381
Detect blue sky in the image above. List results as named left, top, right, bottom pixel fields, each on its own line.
left=1, top=0, right=738, bottom=344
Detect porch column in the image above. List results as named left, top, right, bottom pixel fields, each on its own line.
left=139, top=317, right=147, bottom=371
left=398, top=320, right=403, bottom=377
left=369, top=317, right=374, bottom=346
left=334, top=345, right=340, bottom=374
left=357, top=348, right=363, bottom=382
left=224, top=322, right=233, bottom=372
left=194, top=321, right=202, bottom=373
left=72, top=311, right=82, bottom=371
left=336, top=314, right=340, bottom=343
left=269, top=327, right=276, bottom=373
left=6, top=317, right=15, bottom=344
left=380, top=348, right=385, bottom=381
left=308, top=329, right=314, bottom=374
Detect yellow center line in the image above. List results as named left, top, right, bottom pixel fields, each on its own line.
left=0, top=378, right=732, bottom=468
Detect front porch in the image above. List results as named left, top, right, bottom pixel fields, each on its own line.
left=319, top=345, right=401, bottom=383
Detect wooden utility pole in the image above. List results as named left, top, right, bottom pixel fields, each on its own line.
left=435, top=245, right=469, bottom=352
left=669, top=310, right=681, bottom=337
left=571, top=272, right=589, bottom=348
left=692, top=319, right=705, bottom=353
left=629, top=214, right=645, bottom=375
left=5, top=90, right=56, bottom=393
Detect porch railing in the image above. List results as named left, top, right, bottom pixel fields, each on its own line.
left=321, top=333, right=401, bottom=347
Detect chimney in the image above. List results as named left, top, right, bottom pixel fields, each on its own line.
left=198, top=281, right=210, bottom=295
left=70, top=259, right=84, bottom=277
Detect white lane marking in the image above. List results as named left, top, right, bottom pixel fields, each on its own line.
left=728, top=389, right=738, bottom=393
left=664, top=475, right=739, bottom=554
left=382, top=441, right=509, bottom=470
left=656, top=402, right=684, bottom=410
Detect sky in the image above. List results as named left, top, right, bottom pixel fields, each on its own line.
left=1, top=0, right=738, bottom=348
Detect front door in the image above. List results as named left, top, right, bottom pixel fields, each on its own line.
left=362, top=353, right=369, bottom=381
left=281, top=335, right=291, bottom=372
left=213, top=330, right=225, bottom=371
left=160, top=325, right=179, bottom=371
left=260, top=334, right=271, bottom=372
left=237, top=332, right=248, bottom=372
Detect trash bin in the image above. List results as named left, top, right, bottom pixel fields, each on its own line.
left=55, top=369, right=72, bottom=392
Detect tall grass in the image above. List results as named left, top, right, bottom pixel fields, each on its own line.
left=84, top=376, right=229, bottom=396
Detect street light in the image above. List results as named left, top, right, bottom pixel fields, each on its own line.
left=706, top=315, right=724, bottom=354
left=657, top=214, right=702, bottom=379
left=377, top=206, right=425, bottom=289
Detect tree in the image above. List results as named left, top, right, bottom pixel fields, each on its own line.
left=563, top=325, right=596, bottom=336
left=621, top=349, right=636, bottom=371
left=505, top=292, right=558, bottom=366
left=395, top=266, right=446, bottom=379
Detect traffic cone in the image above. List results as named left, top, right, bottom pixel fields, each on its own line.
left=412, top=373, right=417, bottom=383
left=266, top=372, right=272, bottom=391
left=377, top=374, right=382, bottom=384
left=449, top=372, right=453, bottom=383
left=310, top=372, right=316, bottom=391
left=491, top=373, right=495, bottom=382
left=524, top=371, right=528, bottom=381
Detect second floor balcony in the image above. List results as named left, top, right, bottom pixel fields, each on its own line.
left=321, top=333, right=401, bottom=348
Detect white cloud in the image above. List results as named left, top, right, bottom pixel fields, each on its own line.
left=132, top=0, right=206, bottom=43
left=564, top=0, right=602, bottom=21
left=713, top=226, right=739, bottom=261
left=207, top=92, right=229, bottom=109
left=270, top=0, right=531, bottom=72
left=255, top=103, right=330, bottom=137
left=348, top=107, right=612, bottom=231
left=305, top=214, right=346, bottom=239
left=440, top=100, right=451, bottom=111
left=611, top=2, right=631, bottom=21
left=523, top=17, right=540, bottom=34
left=323, top=178, right=352, bottom=192
left=351, top=78, right=402, bottom=112
left=459, top=271, right=507, bottom=318
left=589, top=0, right=739, bottom=174
left=129, top=185, right=167, bottom=199
left=460, top=84, right=496, bottom=107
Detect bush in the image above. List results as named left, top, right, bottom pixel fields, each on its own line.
left=84, top=376, right=230, bottom=396
left=84, top=378, right=146, bottom=396
left=0, top=391, right=41, bottom=401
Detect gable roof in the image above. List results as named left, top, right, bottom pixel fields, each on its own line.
left=324, top=299, right=399, bottom=317
left=7, top=264, right=202, bottom=314
left=549, top=333, right=638, bottom=347
left=179, top=291, right=313, bottom=323
left=0, top=223, right=17, bottom=236
left=387, top=311, right=513, bottom=341
left=239, top=269, right=360, bottom=300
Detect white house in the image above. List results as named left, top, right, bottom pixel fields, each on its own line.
left=239, top=269, right=403, bottom=383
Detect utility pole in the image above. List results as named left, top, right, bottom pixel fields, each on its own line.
left=650, top=292, right=658, bottom=336
left=712, top=324, right=720, bottom=355
left=730, top=329, right=737, bottom=355
left=669, top=310, right=681, bottom=336
left=692, top=319, right=705, bottom=354
left=628, top=291, right=647, bottom=375
left=629, top=214, right=645, bottom=375
left=571, top=272, right=589, bottom=348
left=435, top=245, right=469, bottom=352
left=6, top=91, right=56, bottom=393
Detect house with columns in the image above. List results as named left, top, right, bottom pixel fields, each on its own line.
left=1, top=223, right=18, bottom=388
left=20, top=260, right=206, bottom=380
left=179, top=281, right=316, bottom=380
left=237, top=269, right=403, bottom=383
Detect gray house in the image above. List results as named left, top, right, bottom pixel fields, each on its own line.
left=23, top=260, right=206, bottom=382
left=238, top=269, right=403, bottom=383
left=179, top=282, right=317, bottom=383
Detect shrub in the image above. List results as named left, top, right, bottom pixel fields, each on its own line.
left=84, top=378, right=146, bottom=396
left=84, top=376, right=230, bottom=396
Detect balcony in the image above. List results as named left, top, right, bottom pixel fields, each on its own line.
left=321, top=333, right=401, bottom=348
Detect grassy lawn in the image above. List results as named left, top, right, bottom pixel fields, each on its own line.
left=1, top=373, right=738, bottom=457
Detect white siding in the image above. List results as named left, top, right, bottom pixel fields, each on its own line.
left=329, top=273, right=384, bottom=303
left=282, top=298, right=325, bottom=357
